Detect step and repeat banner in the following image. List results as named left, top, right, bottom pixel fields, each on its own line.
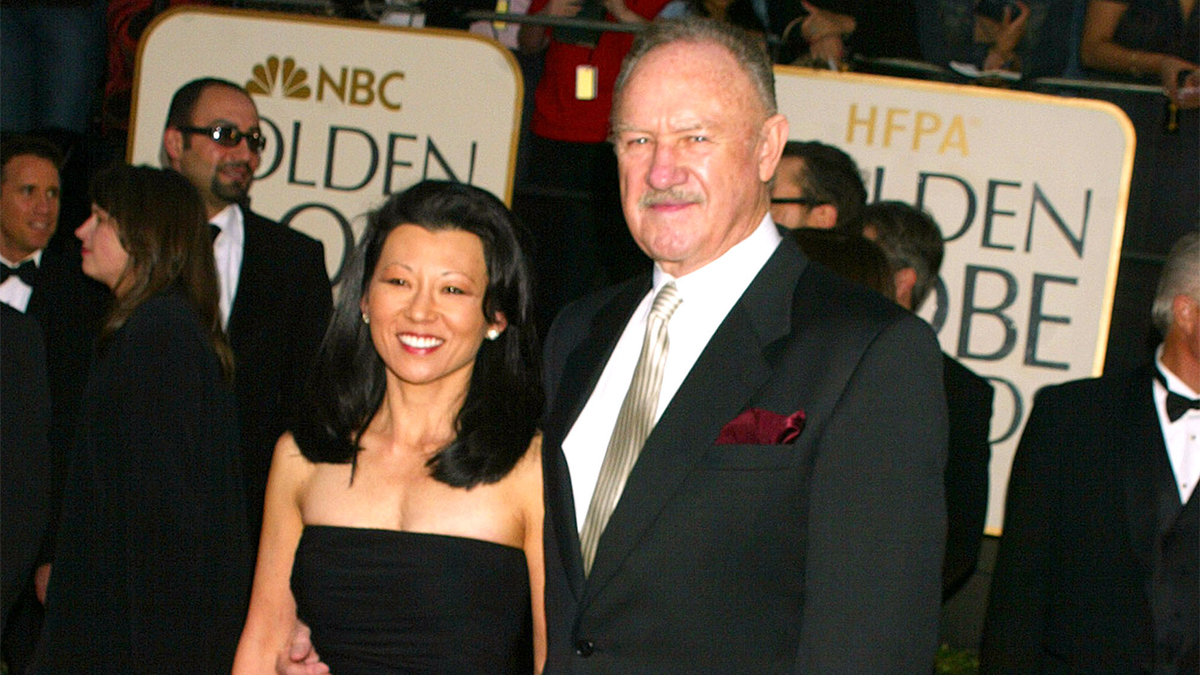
left=129, top=7, right=522, bottom=283
left=130, top=14, right=1134, bottom=532
left=776, top=67, right=1134, bottom=532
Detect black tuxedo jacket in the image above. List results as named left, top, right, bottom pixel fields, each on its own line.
left=227, top=210, right=332, bottom=540
left=941, top=355, right=993, bottom=600
left=1, top=304, right=52, bottom=631
left=980, top=365, right=1199, bottom=674
left=541, top=237, right=948, bottom=674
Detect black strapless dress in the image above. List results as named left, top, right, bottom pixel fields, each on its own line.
left=291, top=525, right=533, bottom=674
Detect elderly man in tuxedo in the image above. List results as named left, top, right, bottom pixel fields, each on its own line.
left=162, top=78, right=332, bottom=546
left=279, top=17, right=947, bottom=675
left=980, top=231, right=1199, bottom=674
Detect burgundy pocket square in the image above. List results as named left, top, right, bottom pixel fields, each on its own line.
left=715, top=408, right=806, bottom=445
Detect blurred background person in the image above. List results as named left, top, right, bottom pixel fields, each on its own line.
left=980, top=230, right=1198, bottom=674
left=33, top=164, right=251, bottom=672
left=235, top=181, right=545, bottom=674
left=769, top=139, right=867, bottom=230
left=842, top=200, right=994, bottom=602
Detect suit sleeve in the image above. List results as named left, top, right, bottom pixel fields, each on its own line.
left=942, top=364, right=993, bottom=600
left=796, top=314, right=948, bottom=673
left=113, top=308, right=249, bottom=668
left=978, top=387, right=1064, bottom=673
left=282, top=236, right=333, bottom=429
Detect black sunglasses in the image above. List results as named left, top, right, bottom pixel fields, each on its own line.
left=771, top=197, right=827, bottom=207
left=177, top=124, right=267, bottom=153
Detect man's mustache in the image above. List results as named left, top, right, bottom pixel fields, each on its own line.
left=639, top=189, right=704, bottom=208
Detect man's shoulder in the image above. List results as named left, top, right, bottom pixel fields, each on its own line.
left=243, top=209, right=325, bottom=253
left=943, top=354, right=994, bottom=400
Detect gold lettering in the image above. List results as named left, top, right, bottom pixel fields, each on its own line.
left=913, top=111, right=941, bottom=151
left=846, top=103, right=877, bottom=146
left=350, top=68, right=375, bottom=106
left=378, top=71, right=405, bottom=111
left=883, top=108, right=909, bottom=148
left=317, top=66, right=346, bottom=102
left=940, top=115, right=969, bottom=155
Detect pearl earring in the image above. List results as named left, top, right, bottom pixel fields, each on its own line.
left=362, top=312, right=370, bottom=325
left=486, top=328, right=500, bottom=341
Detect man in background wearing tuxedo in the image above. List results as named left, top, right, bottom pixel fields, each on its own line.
left=981, top=231, right=1198, bottom=674
left=0, top=135, right=108, bottom=675
left=842, top=200, right=994, bottom=601
left=162, top=78, right=332, bottom=548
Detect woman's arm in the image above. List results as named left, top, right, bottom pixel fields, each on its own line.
left=518, top=434, right=547, bottom=674
left=1080, top=0, right=1200, bottom=105
left=233, top=434, right=314, bottom=675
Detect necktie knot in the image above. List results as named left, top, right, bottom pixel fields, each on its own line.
left=648, top=282, right=683, bottom=324
left=1, top=260, right=39, bottom=286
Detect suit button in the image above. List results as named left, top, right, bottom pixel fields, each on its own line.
left=575, top=639, right=594, bottom=657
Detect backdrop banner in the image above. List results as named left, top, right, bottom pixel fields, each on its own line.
left=130, top=7, right=522, bottom=284
left=775, top=66, right=1134, bottom=532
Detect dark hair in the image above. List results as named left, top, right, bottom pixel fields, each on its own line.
left=842, top=201, right=944, bottom=311
left=1, top=135, right=64, bottom=180
left=611, top=17, right=776, bottom=140
left=293, top=180, right=542, bottom=488
left=779, top=140, right=867, bottom=229
left=792, top=228, right=894, bottom=299
left=165, top=77, right=250, bottom=131
left=90, top=164, right=233, bottom=379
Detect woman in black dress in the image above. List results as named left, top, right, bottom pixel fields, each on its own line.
left=234, top=181, right=545, bottom=674
left=34, top=165, right=251, bottom=672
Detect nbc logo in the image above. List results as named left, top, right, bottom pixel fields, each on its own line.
left=245, top=56, right=404, bottom=111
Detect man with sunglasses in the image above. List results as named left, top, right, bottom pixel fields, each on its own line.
left=769, top=139, right=866, bottom=230
left=162, top=78, right=333, bottom=552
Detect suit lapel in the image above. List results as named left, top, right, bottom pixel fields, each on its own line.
left=545, top=277, right=651, bottom=601
left=226, top=211, right=262, bottom=343
left=1120, top=365, right=1178, bottom=569
left=582, top=239, right=806, bottom=600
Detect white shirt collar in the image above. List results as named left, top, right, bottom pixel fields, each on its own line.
left=1, top=249, right=44, bottom=268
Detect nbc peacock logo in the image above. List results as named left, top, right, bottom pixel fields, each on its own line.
left=246, top=56, right=312, bottom=100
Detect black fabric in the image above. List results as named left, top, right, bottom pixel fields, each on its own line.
left=32, top=292, right=251, bottom=673
left=1153, top=366, right=1200, bottom=422
left=291, top=525, right=533, bottom=675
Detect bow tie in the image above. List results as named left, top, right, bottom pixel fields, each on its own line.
left=1155, top=368, right=1200, bottom=422
left=1, top=260, right=39, bottom=286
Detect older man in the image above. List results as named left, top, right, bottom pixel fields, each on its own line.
left=280, top=18, right=946, bottom=674
left=162, top=78, right=332, bottom=546
left=980, top=231, right=1199, bottom=674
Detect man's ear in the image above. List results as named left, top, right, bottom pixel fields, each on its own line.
left=162, top=128, right=184, bottom=168
left=893, top=267, right=918, bottom=310
left=757, top=113, right=789, bottom=183
left=807, top=204, right=839, bottom=230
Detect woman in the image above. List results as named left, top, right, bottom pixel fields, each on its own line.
left=1081, top=0, right=1198, bottom=108
left=34, top=165, right=251, bottom=671
left=233, top=180, right=545, bottom=674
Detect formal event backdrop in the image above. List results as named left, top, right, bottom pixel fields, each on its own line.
left=776, top=66, right=1134, bottom=531
left=129, top=7, right=523, bottom=284
left=130, top=11, right=1134, bottom=532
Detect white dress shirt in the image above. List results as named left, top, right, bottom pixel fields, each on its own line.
left=0, top=250, right=42, bottom=312
left=1154, top=346, right=1200, bottom=504
left=562, top=215, right=783, bottom=529
left=209, top=203, right=245, bottom=329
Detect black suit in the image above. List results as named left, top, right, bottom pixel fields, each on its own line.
left=541, top=237, right=948, bottom=673
left=980, top=365, right=1199, bottom=674
left=941, top=355, right=993, bottom=600
left=227, top=210, right=332, bottom=543
left=1, top=305, right=52, bottom=633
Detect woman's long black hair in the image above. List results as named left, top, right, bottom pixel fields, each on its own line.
left=292, top=180, right=542, bottom=488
